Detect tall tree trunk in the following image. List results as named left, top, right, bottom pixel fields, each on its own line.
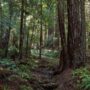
left=55, top=20, right=59, bottom=50
left=5, top=0, right=13, bottom=57
left=39, top=0, right=43, bottom=59
left=57, top=0, right=69, bottom=71
left=0, top=0, right=3, bottom=49
left=29, top=24, right=34, bottom=56
left=26, top=27, right=29, bottom=58
left=80, top=0, right=86, bottom=64
left=19, top=0, right=24, bottom=59
left=67, top=0, right=86, bottom=68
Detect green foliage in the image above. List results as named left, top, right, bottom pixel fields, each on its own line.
left=73, top=67, right=90, bottom=90
left=81, top=75, right=90, bottom=90
left=0, top=49, right=5, bottom=56
left=43, top=50, right=59, bottom=58
left=3, top=85, right=9, bottom=90
left=27, top=58, right=38, bottom=69
left=31, top=49, right=59, bottom=58
left=16, top=64, right=32, bottom=80
left=0, top=58, right=37, bottom=90
left=20, top=85, right=33, bottom=90
left=0, top=58, right=37, bottom=80
left=0, top=58, right=16, bottom=70
left=8, top=46, right=19, bottom=56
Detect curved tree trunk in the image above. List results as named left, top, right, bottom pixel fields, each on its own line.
left=57, top=0, right=69, bottom=71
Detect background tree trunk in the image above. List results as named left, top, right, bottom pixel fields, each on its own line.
left=0, top=0, right=3, bottom=49
left=5, top=0, right=13, bottom=57
left=39, top=0, right=43, bottom=59
left=19, top=0, right=24, bottom=59
left=80, top=0, right=86, bottom=64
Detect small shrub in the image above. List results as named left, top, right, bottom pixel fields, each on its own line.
left=43, top=50, right=59, bottom=58
left=0, top=58, right=16, bottom=70
left=73, top=67, right=90, bottom=90
left=8, top=46, right=19, bottom=58
left=0, top=49, right=5, bottom=57
left=0, top=58, right=35, bottom=80
left=17, top=64, right=32, bottom=80
left=20, top=85, right=33, bottom=90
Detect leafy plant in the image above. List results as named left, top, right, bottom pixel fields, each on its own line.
left=0, top=58, right=36, bottom=80
left=0, top=58, right=17, bottom=70
left=43, top=50, right=59, bottom=58
left=3, top=84, right=9, bottom=90
left=17, top=64, right=32, bottom=80
left=8, top=46, right=19, bottom=57
left=20, top=85, right=33, bottom=90
left=81, top=75, right=90, bottom=90
left=0, top=49, right=5, bottom=57
left=73, top=67, right=90, bottom=90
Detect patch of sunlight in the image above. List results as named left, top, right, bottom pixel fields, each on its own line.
left=43, top=4, right=47, bottom=8
left=35, top=60, right=39, bottom=63
left=1, top=2, right=7, bottom=7
left=26, top=15, right=33, bottom=26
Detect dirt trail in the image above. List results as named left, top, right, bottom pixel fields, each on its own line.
left=31, top=58, right=78, bottom=90
left=54, top=68, right=78, bottom=90
left=31, top=59, right=58, bottom=90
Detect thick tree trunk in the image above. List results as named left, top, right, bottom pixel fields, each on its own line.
left=67, top=0, right=86, bottom=68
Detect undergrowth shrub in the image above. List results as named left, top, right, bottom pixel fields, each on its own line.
left=8, top=46, right=19, bottom=58
left=8, top=46, right=19, bottom=54
left=20, top=85, right=33, bottom=90
left=0, top=58, right=37, bottom=80
left=43, top=50, right=59, bottom=58
left=0, top=49, right=5, bottom=57
left=0, top=58, right=38, bottom=90
left=73, top=67, right=90, bottom=90
left=16, top=64, right=32, bottom=79
left=0, top=58, right=16, bottom=69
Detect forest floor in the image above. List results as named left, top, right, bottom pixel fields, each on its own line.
left=0, top=57, right=78, bottom=90
left=0, top=50, right=89, bottom=90
left=30, top=57, right=78, bottom=90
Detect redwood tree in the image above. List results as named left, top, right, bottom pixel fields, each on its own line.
left=67, top=0, right=86, bottom=68
left=57, top=0, right=69, bottom=71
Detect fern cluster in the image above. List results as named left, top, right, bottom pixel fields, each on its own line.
left=73, top=67, right=90, bottom=90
